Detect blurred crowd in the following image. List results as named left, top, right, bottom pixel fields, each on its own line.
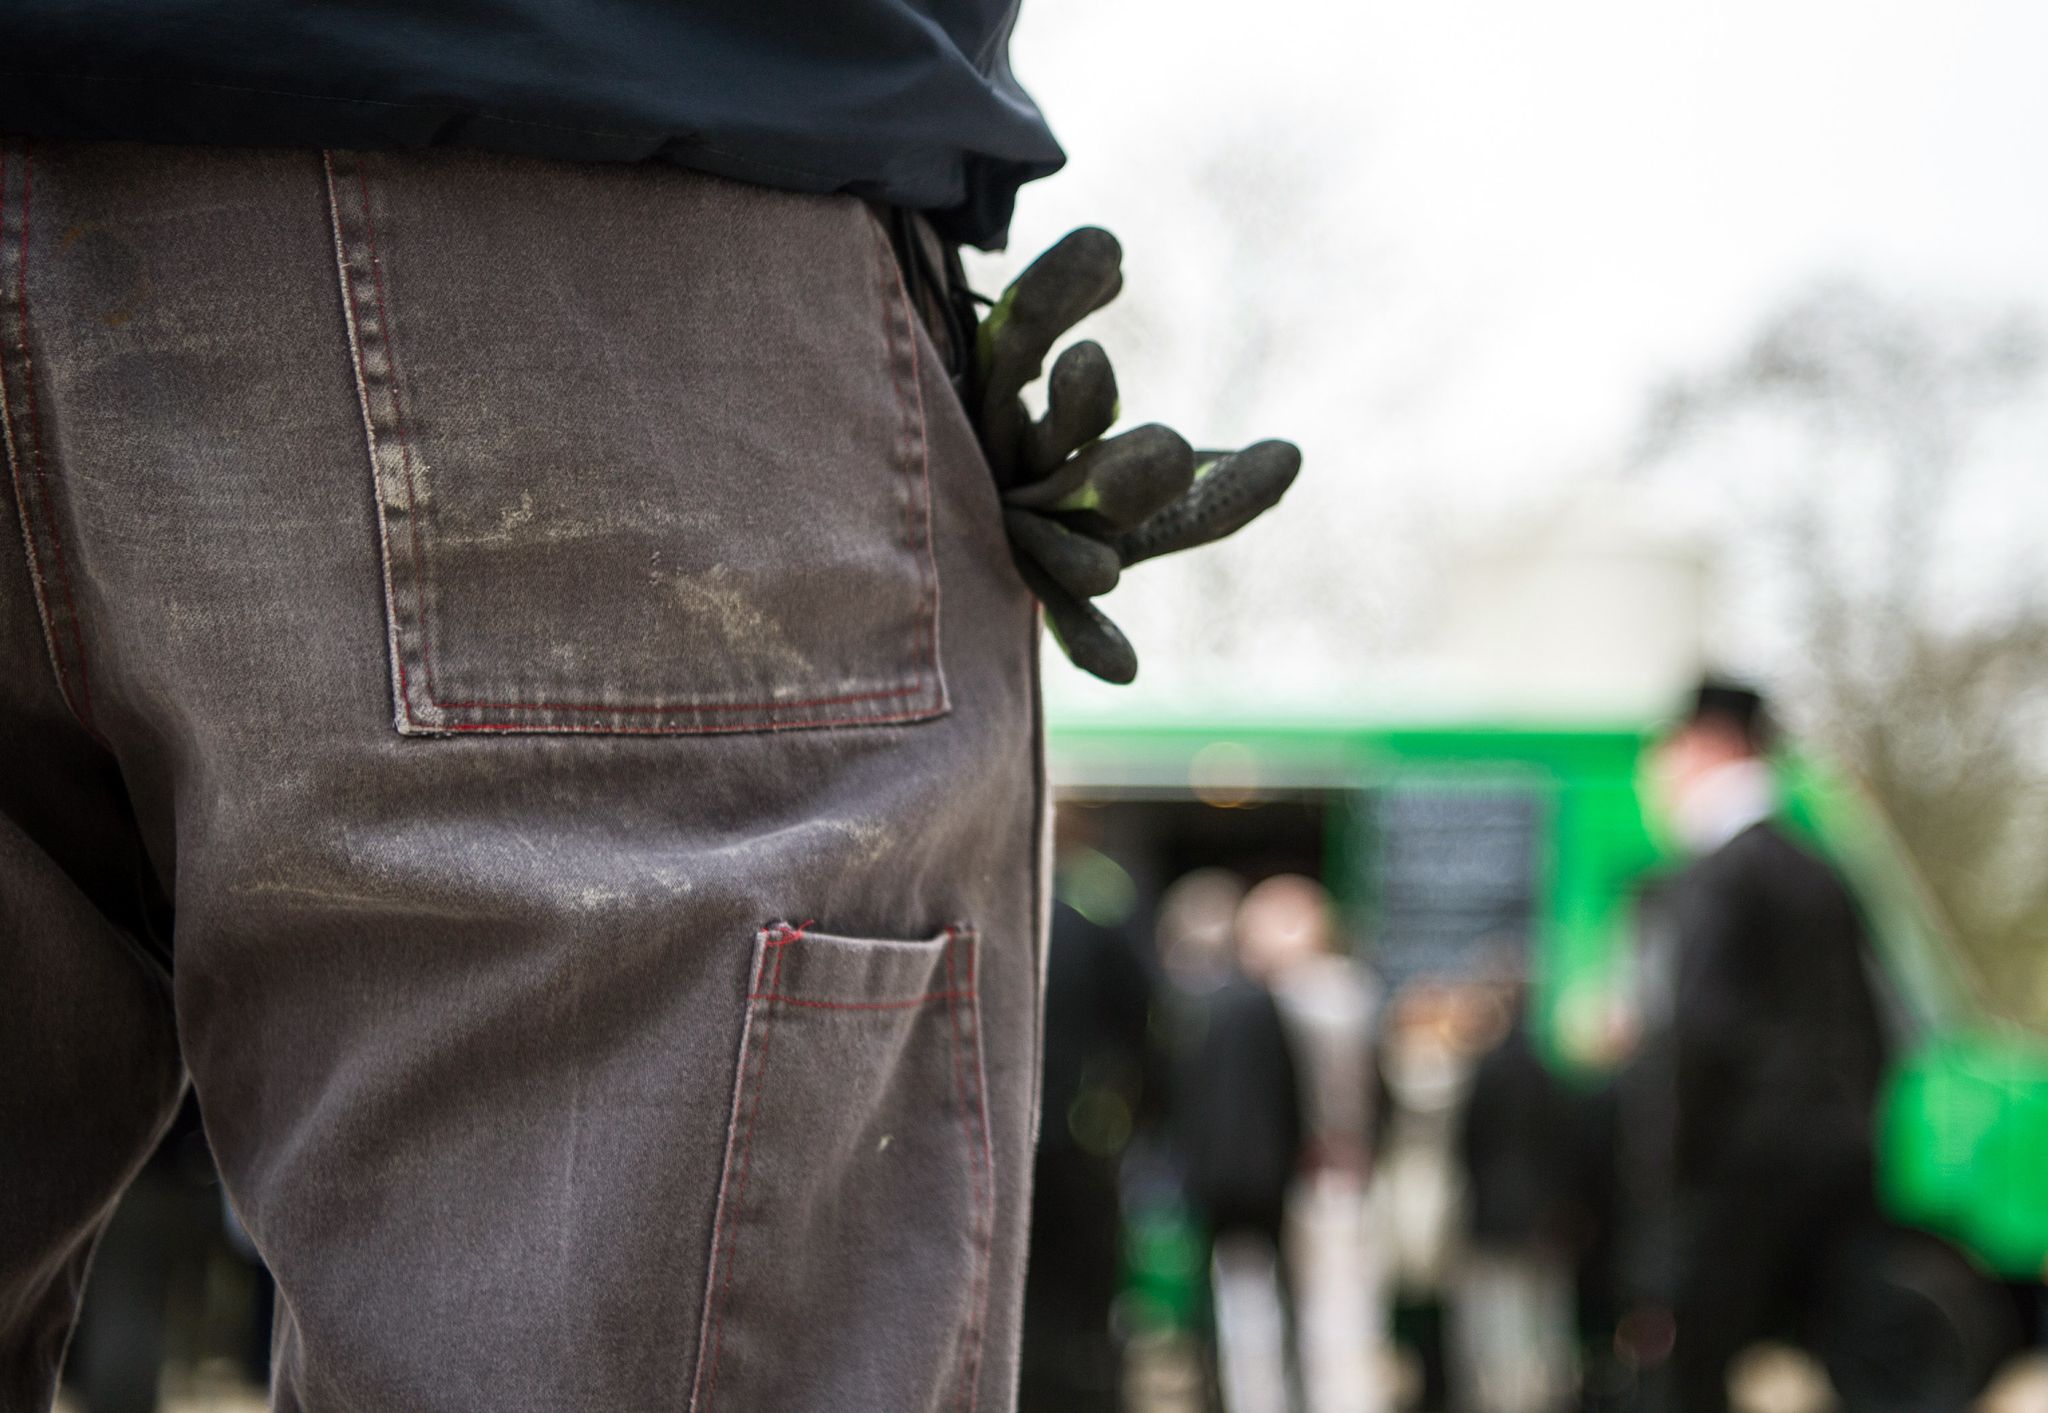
left=1017, top=686, right=2044, bottom=1413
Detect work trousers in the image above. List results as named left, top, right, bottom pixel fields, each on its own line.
left=0, top=138, right=1045, bottom=1412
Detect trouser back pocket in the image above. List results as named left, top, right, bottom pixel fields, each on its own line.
left=691, top=924, right=993, bottom=1412
left=323, top=150, right=945, bottom=736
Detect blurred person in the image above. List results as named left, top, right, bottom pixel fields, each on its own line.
left=1370, top=984, right=1485, bottom=1413
left=1239, top=874, right=1382, bottom=1413
left=1157, top=870, right=1308, bottom=1413
left=0, top=8, right=1300, bottom=1413
left=1240, top=875, right=1381, bottom=1176
left=1637, top=681, right=1890, bottom=1413
left=1020, top=812, right=1158, bottom=1413
left=1159, top=868, right=1251, bottom=989
left=1449, top=977, right=1583, bottom=1413
left=1235, top=874, right=1325, bottom=987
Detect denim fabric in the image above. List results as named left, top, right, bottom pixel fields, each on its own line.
left=0, top=139, right=1045, bottom=1411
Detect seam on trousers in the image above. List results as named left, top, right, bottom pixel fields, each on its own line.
left=323, top=151, right=944, bottom=732
left=1026, top=602, right=1051, bottom=1148
left=0, top=141, right=99, bottom=735
left=692, top=932, right=793, bottom=1413
left=342, top=155, right=440, bottom=722
left=686, top=938, right=772, bottom=1413
left=322, top=148, right=413, bottom=734
left=870, top=207, right=944, bottom=703
left=943, top=932, right=996, bottom=1413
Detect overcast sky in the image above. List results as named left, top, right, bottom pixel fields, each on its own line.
left=972, top=0, right=2048, bottom=696
left=987, top=0, right=2048, bottom=470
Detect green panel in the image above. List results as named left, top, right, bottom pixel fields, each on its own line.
left=1881, top=1031, right=2048, bottom=1279
left=1543, top=774, right=1666, bottom=1074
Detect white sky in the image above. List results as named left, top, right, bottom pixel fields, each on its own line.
left=975, top=0, right=2048, bottom=692
left=991, top=0, right=2048, bottom=465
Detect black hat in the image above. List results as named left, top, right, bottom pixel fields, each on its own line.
left=1686, top=677, right=1773, bottom=750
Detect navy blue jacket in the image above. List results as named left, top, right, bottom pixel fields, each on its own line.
left=0, top=0, right=1063, bottom=248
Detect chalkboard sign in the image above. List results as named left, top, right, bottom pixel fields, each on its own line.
left=1363, top=782, right=1545, bottom=983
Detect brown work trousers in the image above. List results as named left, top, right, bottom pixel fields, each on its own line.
left=0, top=139, right=1046, bottom=1412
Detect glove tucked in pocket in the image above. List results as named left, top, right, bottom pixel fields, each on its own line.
left=968, top=227, right=1303, bottom=684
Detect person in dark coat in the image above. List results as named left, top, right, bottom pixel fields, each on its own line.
left=1459, top=991, right=1580, bottom=1257
left=1162, top=874, right=1308, bottom=1413
left=1019, top=897, right=1156, bottom=1413
left=1450, top=983, right=1592, bottom=1413
left=1643, top=681, right=1890, bottom=1413
left=1178, top=972, right=1305, bottom=1255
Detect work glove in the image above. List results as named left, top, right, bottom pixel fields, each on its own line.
left=975, top=227, right=1302, bottom=684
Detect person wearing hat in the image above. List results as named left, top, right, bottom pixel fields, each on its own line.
left=1638, top=681, right=1891, bottom=1413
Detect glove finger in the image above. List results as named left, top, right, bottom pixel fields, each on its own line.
left=1114, top=438, right=1302, bottom=566
left=982, top=396, right=1029, bottom=485
left=1017, top=557, right=1139, bottom=685
left=1003, top=452, right=1092, bottom=511
left=1004, top=508, right=1121, bottom=599
left=1006, top=410, right=1167, bottom=514
left=1023, top=340, right=1120, bottom=482
left=979, top=228, right=1123, bottom=427
left=1032, top=423, right=1195, bottom=529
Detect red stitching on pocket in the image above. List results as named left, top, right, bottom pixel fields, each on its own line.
left=432, top=682, right=926, bottom=715
left=433, top=700, right=944, bottom=735
left=696, top=936, right=792, bottom=1412
left=762, top=919, right=813, bottom=947
left=745, top=989, right=971, bottom=1011
left=4, top=145, right=97, bottom=729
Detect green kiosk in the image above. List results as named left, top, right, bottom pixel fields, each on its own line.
left=1047, top=685, right=2048, bottom=1390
